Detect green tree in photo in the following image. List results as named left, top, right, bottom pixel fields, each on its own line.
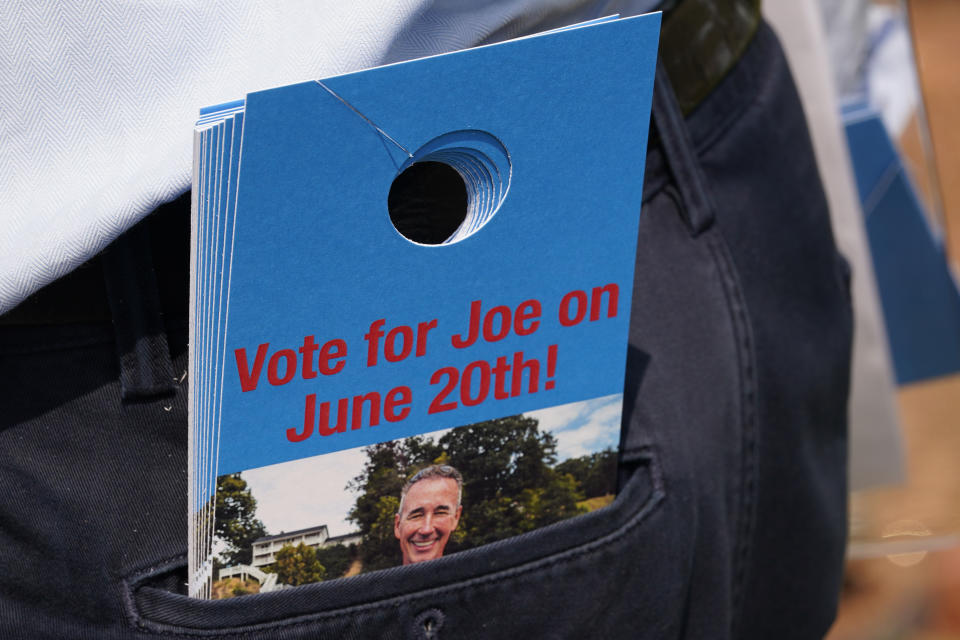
left=214, top=473, right=267, bottom=567
left=360, top=495, right=402, bottom=571
left=314, top=544, right=353, bottom=580
left=440, top=415, right=557, bottom=505
left=523, top=470, right=586, bottom=527
left=554, top=448, right=618, bottom=498
left=274, top=543, right=326, bottom=587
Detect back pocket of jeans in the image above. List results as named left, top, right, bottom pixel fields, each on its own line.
left=125, top=448, right=664, bottom=638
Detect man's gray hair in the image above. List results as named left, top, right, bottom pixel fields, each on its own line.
left=398, top=464, right=463, bottom=515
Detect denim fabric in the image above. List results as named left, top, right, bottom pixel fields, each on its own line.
left=0, top=23, right=851, bottom=639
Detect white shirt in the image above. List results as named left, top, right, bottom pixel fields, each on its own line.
left=0, top=0, right=658, bottom=313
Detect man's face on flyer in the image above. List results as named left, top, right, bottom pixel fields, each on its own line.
left=394, top=477, right=462, bottom=565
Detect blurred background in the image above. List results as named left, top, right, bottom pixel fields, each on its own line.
left=770, top=0, right=960, bottom=637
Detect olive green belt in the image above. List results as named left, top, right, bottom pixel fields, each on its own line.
left=661, top=0, right=762, bottom=114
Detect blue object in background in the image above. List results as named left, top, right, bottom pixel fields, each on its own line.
left=843, top=103, right=960, bottom=385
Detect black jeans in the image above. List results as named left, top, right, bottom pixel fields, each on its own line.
left=0, top=23, right=851, bottom=639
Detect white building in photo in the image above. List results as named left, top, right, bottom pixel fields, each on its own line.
left=250, top=525, right=361, bottom=569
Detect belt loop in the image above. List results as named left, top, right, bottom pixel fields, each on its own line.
left=101, top=221, right=176, bottom=400
left=651, top=60, right=717, bottom=236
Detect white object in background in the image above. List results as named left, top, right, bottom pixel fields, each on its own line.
left=765, top=0, right=905, bottom=490
left=865, top=5, right=920, bottom=139
left=817, top=0, right=871, bottom=96
left=817, top=0, right=921, bottom=138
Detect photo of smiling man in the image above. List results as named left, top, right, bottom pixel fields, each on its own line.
left=394, top=465, right=463, bottom=565
left=221, top=399, right=621, bottom=592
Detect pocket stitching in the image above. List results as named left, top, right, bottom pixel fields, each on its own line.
left=125, top=450, right=664, bottom=637
left=705, top=230, right=759, bottom=637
